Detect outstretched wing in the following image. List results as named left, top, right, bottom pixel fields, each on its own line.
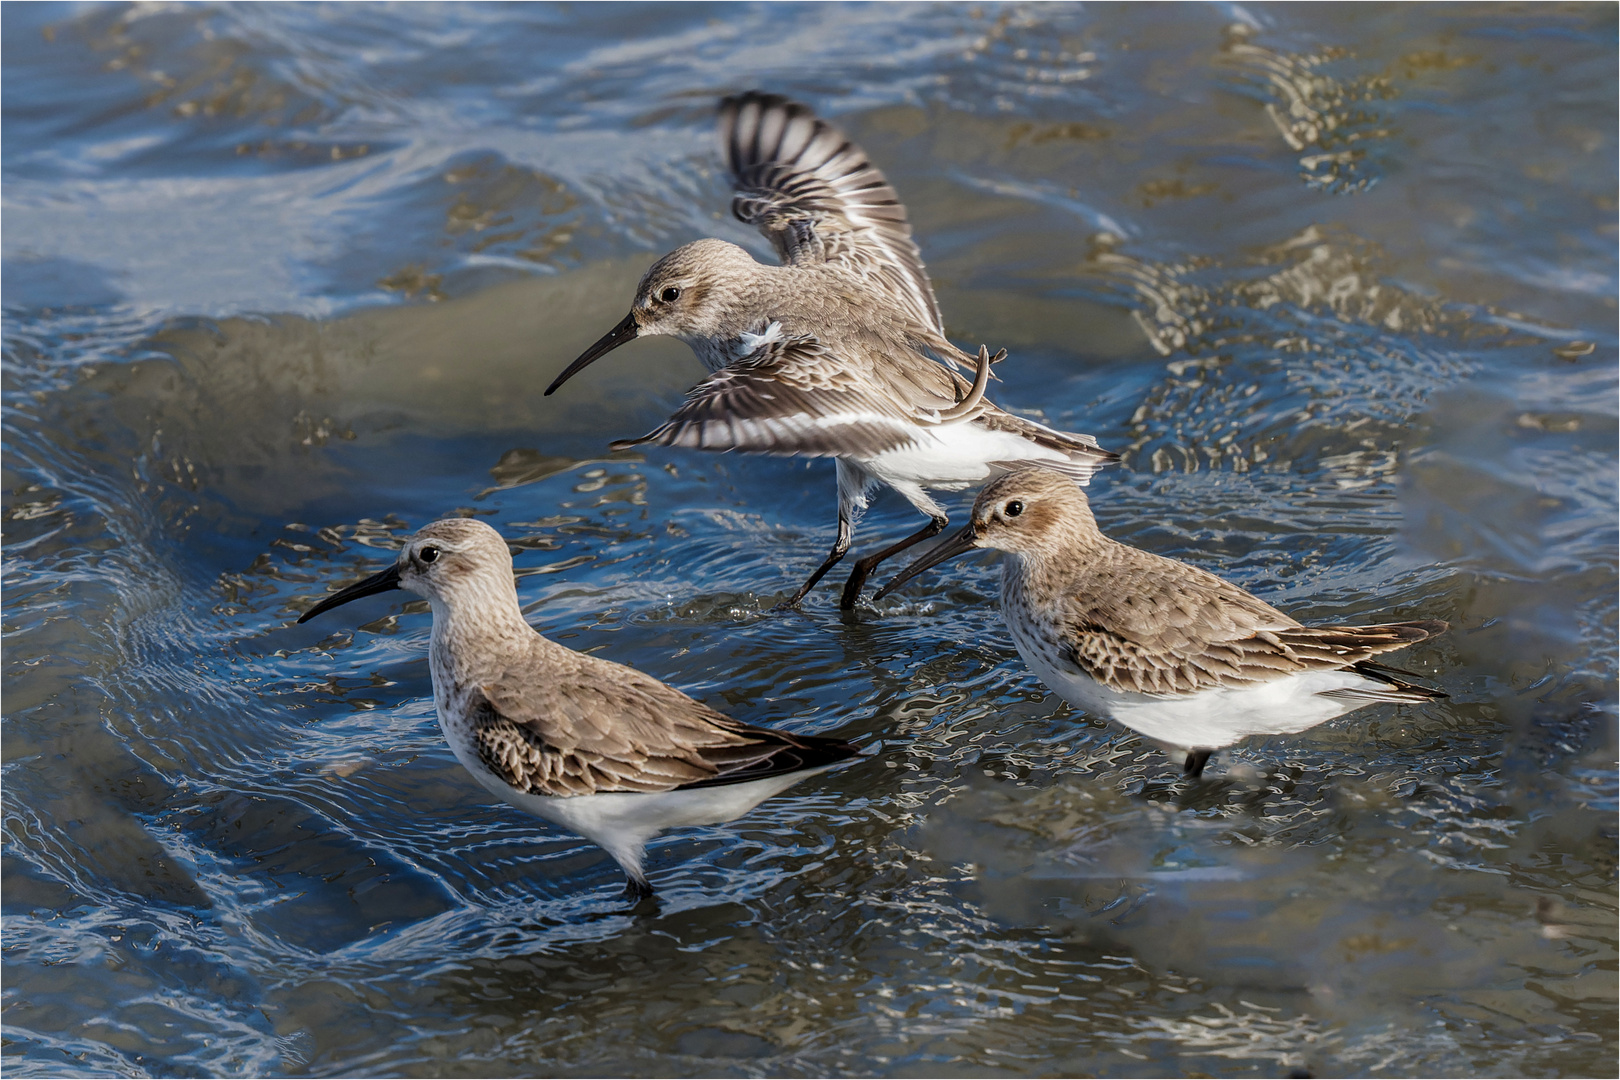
left=720, top=91, right=943, bottom=335
left=610, top=334, right=928, bottom=459
left=471, top=659, right=857, bottom=798
left=981, top=409, right=1120, bottom=486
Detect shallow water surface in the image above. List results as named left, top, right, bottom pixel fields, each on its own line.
left=3, top=3, right=1616, bottom=1077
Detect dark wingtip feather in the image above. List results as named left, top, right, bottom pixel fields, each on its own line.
left=715, top=90, right=945, bottom=334
left=1338, top=660, right=1449, bottom=701
left=609, top=429, right=666, bottom=452
left=720, top=89, right=791, bottom=113
left=1363, top=619, right=1450, bottom=648
left=678, top=731, right=862, bottom=791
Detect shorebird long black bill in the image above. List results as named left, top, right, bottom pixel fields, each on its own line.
left=874, top=524, right=981, bottom=599
left=545, top=312, right=639, bottom=396
left=298, top=563, right=403, bottom=623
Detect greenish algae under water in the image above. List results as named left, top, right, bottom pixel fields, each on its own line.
left=2, top=3, right=1615, bottom=1076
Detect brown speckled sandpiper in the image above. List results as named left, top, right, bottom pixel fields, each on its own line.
left=299, top=517, right=859, bottom=898
left=545, top=92, right=1117, bottom=610
left=879, top=467, right=1449, bottom=777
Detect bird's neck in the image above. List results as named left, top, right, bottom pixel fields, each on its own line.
left=689, top=335, right=744, bottom=371
left=427, top=585, right=536, bottom=693
left=684, top=264, right=798, bottom=370
left=998, top=530, right=1110, bottom=616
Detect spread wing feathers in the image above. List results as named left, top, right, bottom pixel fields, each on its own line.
left=1062, top=558, right=1449, bottom=696
left=720, top=91, right=943, bottom=335
left=609, top=335, right=926, bottom=459
left=469, top=673, right=857, bottom=798
left=983, top=410, right=1121, bottom=484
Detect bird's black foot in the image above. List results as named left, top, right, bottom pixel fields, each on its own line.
left=838, top=569, right=869, bottom=610
left=838, top=515, right=949, bottom=610
left=1183, top=748, right=1213, bottom=779
left=773, top=575, right=826, bottom=612
left=773, top=573, right=822, bottom=612
left=622, top=875, right=655, bottom=902
left=775, top=517, right=854, bottom=611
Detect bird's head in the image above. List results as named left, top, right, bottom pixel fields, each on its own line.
left=545, top=239, right=763, bottom=394
left=876, top=468, right=1096, bottom=598
left=297, top=518, right=516, bottom=623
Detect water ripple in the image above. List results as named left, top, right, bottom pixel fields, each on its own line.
left=4, top=4, right=1614, bottom=1077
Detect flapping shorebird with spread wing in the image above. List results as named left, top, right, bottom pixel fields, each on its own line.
left=299, top=518, right=859, bottom=898
left=879, top=468, right=1449, bottom=777
left=545, top=92, right=1117, bottom=609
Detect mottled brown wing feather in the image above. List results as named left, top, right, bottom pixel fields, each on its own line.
left=1069, top=621, right=1448, bottom=696
left=609, top=335, right=926, bottom=458
left=720, top=92, right=943, bottom=335
left=469, top=665, right=857, bottom=798
left=1059, top=547, right=1447, bottom=695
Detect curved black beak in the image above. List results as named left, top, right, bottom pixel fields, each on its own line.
left=874, top=523, right=983, bottom=600
left=544, top=312, right=639, bottom=396
left=298, top=563, right=402, bottom=624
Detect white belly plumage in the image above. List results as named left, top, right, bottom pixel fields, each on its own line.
left=1003, top=614, right=1377, bottom=750
left=434, top=695, right=832, bottom=882
left=865, top=419, right=1073, bottom=490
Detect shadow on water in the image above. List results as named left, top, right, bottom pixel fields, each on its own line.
left=3, top=2, right=1615, bottom=1076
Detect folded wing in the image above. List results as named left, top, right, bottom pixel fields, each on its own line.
left=1061, top=553, right=1448, bottom=696
left=470, top=662, right=857, bottom=797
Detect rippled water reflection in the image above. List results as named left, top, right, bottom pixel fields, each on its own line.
left=4, top=3, right=1615, bottom=1076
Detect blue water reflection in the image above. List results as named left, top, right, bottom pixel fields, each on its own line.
left=4, top=3, right=1614, bottom=1076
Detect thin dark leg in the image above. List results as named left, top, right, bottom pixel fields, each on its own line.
left=1183, top=748, right=1213, bottom=779
left=841, top=514, right=949, bottom=610
left=622, top=873, right=655, bottom=901
left=775, top=513, right=853, bottom=611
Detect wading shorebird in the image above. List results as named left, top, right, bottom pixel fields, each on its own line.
left=544, top=92, right=1117, bottom=609
left=878, top=467, right=1449, bottom=777
left=299, top=518, right=859, bottom=898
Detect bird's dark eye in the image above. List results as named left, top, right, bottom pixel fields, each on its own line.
left=1004, top=500, right=1024, bottom=518
left=659, top=286, right=682, bottom=303
left=418, top=545, right=440, bottom=564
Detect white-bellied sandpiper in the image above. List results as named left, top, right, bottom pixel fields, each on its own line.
left=545, top=92, right=1117, bottom=610
left=299, top=518, right=860, bottom=897
left=878, top=467, right=1449, bottom=777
